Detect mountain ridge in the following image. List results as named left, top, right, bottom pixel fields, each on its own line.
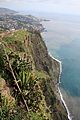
left=0, top=7, right=17, bottom=15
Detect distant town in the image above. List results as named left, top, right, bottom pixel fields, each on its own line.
left=0, top=8, right=46, bottom=32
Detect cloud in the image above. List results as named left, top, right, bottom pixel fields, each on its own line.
left=0, top=0, right=79, bottom=5
left=0, top=0, right=80, bottom=15
left=0, top=0, right=15, bottom=1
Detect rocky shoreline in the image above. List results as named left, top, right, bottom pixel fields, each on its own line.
left=49, top=53, right=72, bottom=120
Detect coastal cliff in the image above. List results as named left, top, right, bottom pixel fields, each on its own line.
left=0, top=30, right=68, bottom=120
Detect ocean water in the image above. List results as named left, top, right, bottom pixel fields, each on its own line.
left=57, top=39, right=80, bottom=96
left=41, top=14, right=80, bottom=120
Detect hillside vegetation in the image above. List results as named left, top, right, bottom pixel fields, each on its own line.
left=0, top=30, right=68, bottom=120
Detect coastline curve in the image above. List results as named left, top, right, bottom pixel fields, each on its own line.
left=49, top=53, right=72, bottom=120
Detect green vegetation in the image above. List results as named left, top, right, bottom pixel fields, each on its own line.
left=0, top=30, right=68, bottom=120
left=0, top=30, right=52, bottom=120
left=0, top=95, right=15, bottom=120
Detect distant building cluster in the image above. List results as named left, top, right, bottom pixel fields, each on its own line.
left=0, top=14, right=44, bottom=32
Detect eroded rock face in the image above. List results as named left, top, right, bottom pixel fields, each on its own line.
left=29, top=33, right=52, bottom=73
left=28, top=32, right=68, bottom=120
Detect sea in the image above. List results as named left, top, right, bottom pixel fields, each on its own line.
left=40, top=13, right=80, bottom=120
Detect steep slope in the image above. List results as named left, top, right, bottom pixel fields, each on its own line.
left=27, top=31, right=68, bottom=120
left=0, top=30, right=68, bottom=120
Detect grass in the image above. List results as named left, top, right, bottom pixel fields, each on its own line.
left=2, top=30, right=31, bottom=52
left=3, top=30, right=30, bottom=44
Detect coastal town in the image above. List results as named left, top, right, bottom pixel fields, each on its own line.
left=0, top=8, right=45, bottom=32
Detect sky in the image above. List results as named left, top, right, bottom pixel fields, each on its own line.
left=0, top=0, right=80, bottom=15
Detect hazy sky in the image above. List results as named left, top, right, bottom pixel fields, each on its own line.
left=0, top=0, right=80, bottom=15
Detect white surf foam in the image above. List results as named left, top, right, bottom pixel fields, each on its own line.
left=49, top=53, right=72, bottom=120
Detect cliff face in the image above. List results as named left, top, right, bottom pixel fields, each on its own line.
left=0, top=30, right=68, bottom=120
left=29, top=31, right=68, bottom=120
